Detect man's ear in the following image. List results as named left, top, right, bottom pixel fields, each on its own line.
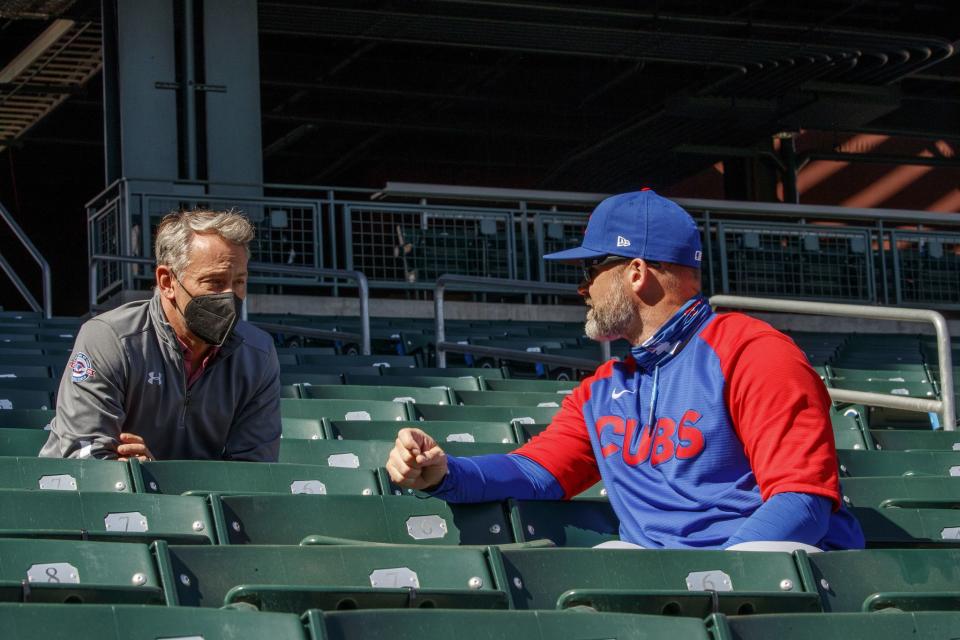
left=156, top=265, right=176, bottom=300
left=626, top=258, right=646, bottom=294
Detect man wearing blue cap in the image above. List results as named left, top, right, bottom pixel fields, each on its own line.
left=387, top=190, right=864, bottom=550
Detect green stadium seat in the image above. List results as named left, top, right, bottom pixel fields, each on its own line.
left=0, top=365, right=51, bottom=377
left=133, top=460, right=380, bottom=496
left=163, top=544, right=507, bottom=612
left=830, top=367, right=932, bottom=383
left=830, top=407, right=869, bottom=450
left=299, top=384, right=453, bottom=405
left=509, top=499, right=619, bottom=547
left=0, top=334, right=37, bottom=343
left=281, top=398, right=410, bottom=422
left=307, top=609, right=708, bottom=640
left=279, top=384, right=300, bottom=399
left=278, top=438, right=515, bottom=469
left=853, top=506, right=960, bottom=546
left=278, top=372, right=343, bottom=386
left=828, top=378, right=937, bottom=399
left=454, top=390, right=565, bottom=408
left=0, top=603, right=307, bottom=639
left=281, top=417, right=325, bottom=440
left=842, top=477, right=960, bottom=545
left=842, top=476, right=960, bottom=508
left=410, top=404, right=559, bottom=425
left=0, top=354, right=67, bottom=373
left=0, top=389, right=52, bottom=410
left=327, top=420, right=517, bottom=444
left=0, top=428, right=47, bottom=456
left=0, top=490, right=215, bottom=544
left=0, top=457, right=131, bottom=492
left=714, top=611, right=960, bottom=640
left=0, top=539, right=162, bottom=604
left=502, top=548, right=819, bottom=616
left=513, top=422, right=549, bottom=443
left=0, top=377, right=59, bottom=393
left=218, top=494, right=513, bottom=546
left=869, top=429, right=960, bottom=451
left=809, top=548, right=960, bottom=612
left=382, top=367, right=505, bottom=379
left=346, top=373, right=483, bottom=391
left=481, top=378, right=577, bottom=394
left=837, top=450, right=960, bottom=477
left=298, top=354, right=418, bottom=368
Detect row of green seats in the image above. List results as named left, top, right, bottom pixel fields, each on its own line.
left=280, top=398, right=562, bottom=426
left=0, top=477, right=957, bottom=547
left=283, top=385, right=570, bottom=408
left=0, top=489, right=609, bottom=547
left=25, top=603, right=955, bottom=640
left=3, top=541, right=960, bottom=618
left=831, top=405, right=960, bottom=451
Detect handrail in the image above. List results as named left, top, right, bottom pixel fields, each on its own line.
left=0, top=200, right=52, bottom=318
left=0, top=250, right=42, bottom=315
left=710, top=294, right=956, bottom=431
left=89, top=255, right=372, bottom=355
left=377, top=181, right=960, bottom=226
left=434, top=274, right=609, bottom=367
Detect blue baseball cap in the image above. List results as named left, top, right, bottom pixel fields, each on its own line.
left=543, top=190, right=703, bottom=268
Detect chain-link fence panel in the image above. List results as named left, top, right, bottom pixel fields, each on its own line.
left=345, top=204, right=515, bottom=285
left=719, top=222, right=874, bottom=302
left=893, top=231, right=960, bottom=308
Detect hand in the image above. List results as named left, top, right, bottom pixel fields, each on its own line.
left=116, top=432, right=154, bottom=462
left=385, top=428, right=448, bottom=491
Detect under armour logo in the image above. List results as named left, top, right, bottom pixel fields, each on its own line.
left=146, top=372, right=163, bottom=386
left=616, top=235, right=631, bottom=247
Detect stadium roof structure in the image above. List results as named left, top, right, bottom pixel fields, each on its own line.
left=0, top=1, right=957, bottom=193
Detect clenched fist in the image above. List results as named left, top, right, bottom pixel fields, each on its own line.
left=385, top=427, right=448, bottom=491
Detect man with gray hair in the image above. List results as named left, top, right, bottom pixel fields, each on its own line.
left=40, top=209, right=281, bottom=461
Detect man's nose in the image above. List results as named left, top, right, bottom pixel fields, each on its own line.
left=577, top=281, right=589, bottom=297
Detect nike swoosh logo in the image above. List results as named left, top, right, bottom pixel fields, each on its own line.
left=611, top=389, right=636, bottom=399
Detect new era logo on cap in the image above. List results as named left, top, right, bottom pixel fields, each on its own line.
left=616, top=235, right=631, bottom=248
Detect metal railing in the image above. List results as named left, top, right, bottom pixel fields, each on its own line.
left=1, top=200, right=52, bottom=318
left=85, top=177, right=960, bottom=307
left=434, top=274, right=610, bottom=368
left=710, top=294, right=956, bottom=431
left=89, top=255, right=372, bottom=355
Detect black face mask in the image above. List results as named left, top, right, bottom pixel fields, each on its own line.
left=172, top=274, right=242, bottom=346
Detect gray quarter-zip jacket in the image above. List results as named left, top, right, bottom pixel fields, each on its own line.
left=39, top=294, right=281, bottom=461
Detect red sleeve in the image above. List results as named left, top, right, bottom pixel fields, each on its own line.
left=512, top=362, right=608, bottom=499
left=701, top=316, right=841, bottom=509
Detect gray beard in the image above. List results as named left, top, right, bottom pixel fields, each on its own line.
left=584, top=281, right=635, bottom=341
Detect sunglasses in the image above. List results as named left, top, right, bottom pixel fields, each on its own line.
left=581, top=255, right=662, bottom=283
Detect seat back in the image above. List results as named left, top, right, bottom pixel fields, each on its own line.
left=218, top=494, right=513, bottom=546
left=509, top=499, right=619, bottom=547
left=0, top=490, right=215, bottom=544
left=808, top=548, right=960, bottom=612
left=0, top=457, right=132, bottom=492
left=281, top=398, right=410, bottom=422
left=326, top=420, right=517, bottom=444
left=164, top=544, right=504, bottom=611
left=134, top=460, right=380, bottom=496
left=309, top=609, right=709, bottom=640
left=0, top=602, right=308, bottom=639
left=0, top=539, right=162, bottom=604
left=502, top=548, right=816, bottom=616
